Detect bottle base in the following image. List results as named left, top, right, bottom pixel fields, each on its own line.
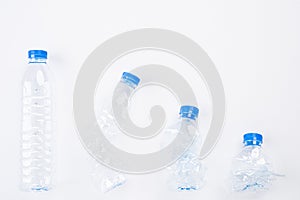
left=20, top=184, right=51, bottom=192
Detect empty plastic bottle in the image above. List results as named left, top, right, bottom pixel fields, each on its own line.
left=168, top=106, right=205, bottom=191
left=93, top=72, right=140, bottom=193
left=231, top=133, right=281, bottom=192
left=20, top=50, right=53, bottom=191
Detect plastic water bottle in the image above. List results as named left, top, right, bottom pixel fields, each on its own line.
left=231, top=133, right=281, bottom=192
left=168, top=106, right=205, bottom=191
left=20, top=50, right=53, bottom=191
left=93, top=72, right=140, bottom=193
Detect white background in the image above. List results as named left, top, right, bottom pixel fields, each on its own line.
left=0, top=0, right=300, bottom=199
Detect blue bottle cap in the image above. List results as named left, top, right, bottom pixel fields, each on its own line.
left=28, top=50, right=48, bottom=59
left=179, top=105, right=199, bottom=120
left=121, top=72, right=140, bottom=87
left=243, top=133, right=263, bottom=146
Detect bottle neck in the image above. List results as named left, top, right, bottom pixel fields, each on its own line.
left=180, top=117, right=197, bottom=126
left=244, top=140, right=262, bottom=146
left=121, top=78, right=138, bottom=89
left=28, top=58, right=47, bottom=64
left=180, top=115, right=197, bottom=121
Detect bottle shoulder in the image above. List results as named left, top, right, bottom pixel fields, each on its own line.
left=233, top=145, right=270, bottom=166
left=23, top=63, right=52, bottom=83
left=235, top=145, right=263, bottom=157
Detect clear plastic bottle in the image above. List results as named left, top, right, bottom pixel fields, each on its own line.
left=168, top=106, right=205, bottom=191
left=231, top=133, right=281, bottom=192
left=20, top=50, right=53, bottom=191
left=93, top=72, right=140, bottom=193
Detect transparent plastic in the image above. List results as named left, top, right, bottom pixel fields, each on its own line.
left=92, top=109, right=126, bottom=193
left=92, top=73, right=139, bottom=192
left=231, top=142, right=282, bottom=192
left=167, top=114, right=205, bottom=191
left=92, top=163, right=126, bottom=193
left=20, top=57, right=53, bottom=191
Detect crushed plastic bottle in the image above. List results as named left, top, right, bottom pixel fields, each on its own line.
left=20, top=50, right=53, bottom=192
left=92, top=72, right=140, bottom=193
left=231, top=133, right=282, bottom=192
left=168, top=106, right=206, bottom=191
